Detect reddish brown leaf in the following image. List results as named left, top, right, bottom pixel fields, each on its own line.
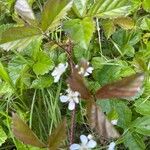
left=12, top=113, right=46, bottom=148
left=86, top=101, right=120, bottom=139
left=68, top=68, right=92, bottom=100
left=48, top=119, right=67, bottom=150
left=95, top=73, right=144, bottom=99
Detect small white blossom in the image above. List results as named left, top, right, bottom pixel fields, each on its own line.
left=108, top=142, right=116, bottom=150
left=77, top=62, right=94, bottom=77
left=111, top=119, right=118, bottom=125
left=70, top=134, right=97, bottom=150
left=60, top=88, right=80, bottom=110
left=51, top=62, right=68, bottom=83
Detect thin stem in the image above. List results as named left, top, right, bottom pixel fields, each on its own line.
left=96, top=18, right=102, bottom=55
left=65, top=40, right=76, bottom=146
left=95, top=18, right=108, bottom=60
left=70, top=106, right=76, bottom=145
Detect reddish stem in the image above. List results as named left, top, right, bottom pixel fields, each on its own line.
left=65, top=40, right=76, bottom=146
left=70, top=106, right=76, bottom=145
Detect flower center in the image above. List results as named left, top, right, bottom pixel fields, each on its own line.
left=80, top=144, right=89, bottom=150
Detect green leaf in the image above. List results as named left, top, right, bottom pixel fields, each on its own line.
left=112, top=29, right=141, bottom=47
left=64, top=17, right=95, bottom=49
left=88, top=0, right=131, bottom=19
left=0, top=26, right=41, bottom=44
left=22, top=36, right=42, bottom=60
left=93, top=64, right=121, bottom=86
left=31, top=76, right=53, bottom=89
left=133, top=116, right=150, bottom=136
left=12, top=113, right=46, bottom=148
left=0, top=26, right=42, bottom=51
left=1, top=37, right=41, bottom=52
left=140, top=17, right=150, bottom=31
left=41, top=0, right=73, bottom=32
left=121, top=44, right=135, bottom=57
left=0, top=126, right=7, bottom=146
left=8, top=56, right=30, bottom=85
left=124, top=131, right=146, bottom=150
left=130, top=0, right=142, bottom=11
left=15, top=140, right=29, bottom=150
left=58, top=53, right=67, bottom=63
left=143, top=33, right=150, bottom=44
left=73, top=0, right=87, bottom=17
left=113, top=101, right=132, bottom=129
left=98, top=100, right=132, bottom=129
left=0, top=82, right=14, bottom=98
left=73, top=45, right=90, bottom=60
left=48, top=119, right=67, bottom=150
left=97, top=100, right=113, bottom=113
left=0, top=62, right=14, bottom=88
left=107, top=108, right=118, bottom=121
left=33, top=51, right=54, bottom=75
left=102, top=20, right=116, bottom=38
left=114, top=17, right=135, bottom=29
left=15, top=0, right=36, bottom=25
left=134, top=98, right=150, bottom=115
left=142, top=0, right=150, bottom=12
left=15, top=140, right=42, bottom=150
left=119, top=61, right=135, bottom=77
left=91, top=57, right=105, bottom=69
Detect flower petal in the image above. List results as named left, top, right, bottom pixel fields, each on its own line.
left=87, top=134, right=93, bottom=140
left=80, top=135, right=88, bottom=145
left=58, top=63, right=65, bottom=68
left=73, top=97, right=79, bottom=104
left=68, top=101, right=75, bottom=110
left=108, top=142, right=116, bottom=150
left=66, top=88, right=72, bottom=94
left=51, top=69, right=58, bottom=76
left=58, top=63, right=68, bottom=73
left=60, top=95, right=69, bottom=103
left=87, top=139, right=97, bottom=148
left=111, top=119, right=118, bottom=125
left=70, top=144, right=81, bottom=150
left=87, top=67, right=94, bottom=73
left=74, top=91, right=80, bottom=97
left=84, top=72, right=89, bottom=77
left=53, top=74, right=60, bottom=83
left=52, top=62, right=68, bottom=83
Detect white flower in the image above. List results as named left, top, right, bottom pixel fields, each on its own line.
left=60, top=88, right=80, bottom=110
left=111, top=119, right=118, bottom=125
left=51, top=62, right=68, bottom=83
left=83, top=65, right=94, bottom=77
left=108, top=142, right=116, bottom=150
left=70, top=134, right=97, bottom=150
left=77, top=62, right=94, bottom=77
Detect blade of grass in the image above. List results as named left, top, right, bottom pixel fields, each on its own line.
left=29, top=89, right=37, bottom=128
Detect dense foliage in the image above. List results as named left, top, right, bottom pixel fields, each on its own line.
left=0, top=0, right=150, bottom=149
